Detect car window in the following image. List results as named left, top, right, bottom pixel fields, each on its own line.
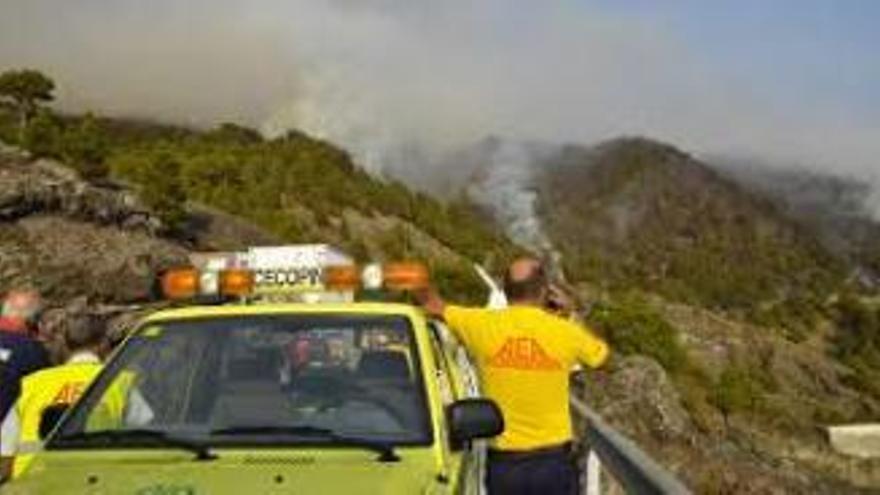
left=51, top=314, right=432, bottom=447
left=426, top=322, right=455, bottom=404
left=431, top=321, right=482, bottom=397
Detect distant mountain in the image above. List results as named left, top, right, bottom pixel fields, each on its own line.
left=715, top=160, right=880, bottom=288
left=532, top=138, right=846, bottom=332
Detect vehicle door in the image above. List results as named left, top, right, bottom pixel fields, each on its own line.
left=427, top=321, right=486, bottom=495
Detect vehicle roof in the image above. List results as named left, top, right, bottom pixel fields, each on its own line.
left=140, top=302, right=427, bottom=324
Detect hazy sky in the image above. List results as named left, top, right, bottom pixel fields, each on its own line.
left=1, top=0, right=878, bottom=187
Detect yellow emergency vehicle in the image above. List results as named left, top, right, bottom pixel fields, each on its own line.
left=4, top=246, right=502, bottom=494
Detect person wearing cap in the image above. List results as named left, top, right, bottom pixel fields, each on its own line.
left=0, top=291, right=50, bottom=428
left=417, top=257, right=609, bottom=495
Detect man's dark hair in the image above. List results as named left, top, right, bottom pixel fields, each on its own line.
left=63, top=314, right=106, bottom=351
left=503, top=261, right=548, bottom=302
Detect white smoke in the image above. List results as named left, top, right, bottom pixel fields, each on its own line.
left=1, top=0, right=879, bottom=215
left=470, top=142, right=550, bottom=252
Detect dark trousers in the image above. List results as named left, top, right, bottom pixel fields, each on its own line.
left=486, top=444, right=579, bottom=495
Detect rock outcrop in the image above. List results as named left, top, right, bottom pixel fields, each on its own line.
left=0, top=145, right=188, bottom=305
left=0, top=144, right=198, bottom=361
left=0, top=153, right=161, bottom=234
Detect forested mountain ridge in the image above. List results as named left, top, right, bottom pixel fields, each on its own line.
left=0, top=106, right=519, bottom=302
left=3, top=70, right=880, bottom=492
left=717, top=160, right=880, bottom=285
left=462, top=136, right=880, bottom=492
left=535, top=138, right=847, bottom=338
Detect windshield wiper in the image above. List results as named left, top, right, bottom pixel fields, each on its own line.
left=53, top=429, right=217, bottom=461
left=210, top=425, right=400, bottom=463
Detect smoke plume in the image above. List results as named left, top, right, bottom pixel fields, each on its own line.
left=1, top=0, right=878, bottom=216
left=469, top=142, right=551, bottom=252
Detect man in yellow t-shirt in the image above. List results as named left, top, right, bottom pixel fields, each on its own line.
left=418, top=257, right=609, bottom=495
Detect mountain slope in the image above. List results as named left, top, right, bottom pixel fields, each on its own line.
left=535, top=138, right=845, bottom=335
left=717, top=161, right=880, bottom=287
left=522, top=137, right=880, bottom=492
left=4, top=100, right=879, bottom=492
left=0, top=135, right=518, bottom=352
left=0, top=105, right=520, bottom=303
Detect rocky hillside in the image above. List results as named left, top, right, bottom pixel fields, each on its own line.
left=453, top=136, right=880, bottom=492
left=0, top=143, right=184, bottom=358
left=0, top=135, right=507, bottom=352
left=0, top=144, right=187, bottom=303
left=577, top=297, right=880, bottom=494
left=0, top=102, right=522, bottom=299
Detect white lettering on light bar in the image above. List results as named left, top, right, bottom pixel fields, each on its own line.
left=254, top=268, right=323, bottom=287
left=247, top=245, right=354, bottom=295
left=189, top=244, right=356, bottom=300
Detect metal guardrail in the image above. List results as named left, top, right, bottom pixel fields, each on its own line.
left=571, top=397, right=691, bottom=495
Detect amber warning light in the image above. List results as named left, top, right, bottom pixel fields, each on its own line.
left=220, top=269, right=255, bottom=298
left=162, top=268, right=255, bottom=300
left=161, top=259, right=429, bottom=301
left=383, top=262, right=429, bottom=291
left=322, top=262, right=429, bottom=292
left=323, top=265, right=362, bottom=291
left=161, top=268, right=200, bottom=300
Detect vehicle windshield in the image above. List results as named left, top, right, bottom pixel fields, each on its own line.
left=50, top=314, right=431, bottom=448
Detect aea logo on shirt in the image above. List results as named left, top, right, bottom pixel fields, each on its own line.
left=51, top=381, right=87, bottom=406
left=488, top=338, right=561, bottom=371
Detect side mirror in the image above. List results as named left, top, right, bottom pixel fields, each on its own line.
left=39, top=404, right=70, bottom=440
left=447, top=398, right=504, bottom=450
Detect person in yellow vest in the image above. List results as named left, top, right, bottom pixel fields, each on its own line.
left=0, top=314, right=144, bottom=480
left=417, top=256, right=610, bottom=495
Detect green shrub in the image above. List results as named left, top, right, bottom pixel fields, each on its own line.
left=711, top=363, right=765, bottom=417
left=207, top=123, right=263, bottom=144
left=588, top=294, right=688, bottom=373
left=376, top=225, right=411, bottom=260
left=431, top=261, right=486, bottom=306
left=673, top=364, right=720, bottom=433
left=839, top=362, right=880, bottom=401
left=139, top=153, right=188, bottom=231
left=0, top=107, right=18, bottom=143
left=832, top=294, right=879, bottom=360
left=827, top=293, right=880, bottom=401
left=60, top=115, right=109, bottom=179
left=21, top=109, right=62, bottom=158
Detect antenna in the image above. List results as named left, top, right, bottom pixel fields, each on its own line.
left=474, top=264, right=507, bottom=309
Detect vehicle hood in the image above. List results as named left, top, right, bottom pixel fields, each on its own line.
left=6, top=448, right=445, bottom=494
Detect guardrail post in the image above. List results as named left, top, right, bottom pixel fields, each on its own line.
left=586, top=449, right=601, bottom=495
